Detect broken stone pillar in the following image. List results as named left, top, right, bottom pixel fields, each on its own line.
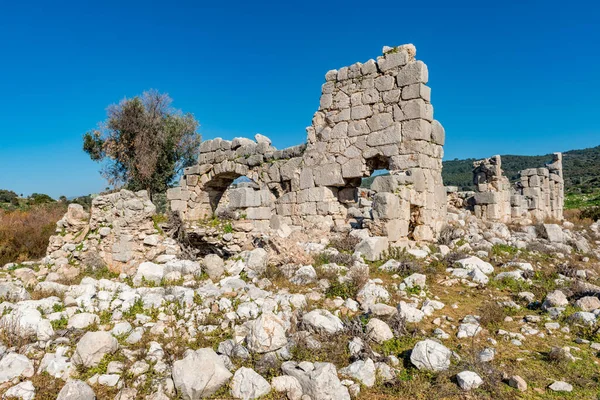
left=471, top=155, right=511, bottom=222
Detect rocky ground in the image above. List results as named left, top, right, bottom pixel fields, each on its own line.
left=1, top=210, right=600, bottom=399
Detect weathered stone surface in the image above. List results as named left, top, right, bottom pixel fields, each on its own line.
left=339, top=358, right=376, bottom=387
left=0, top=353, right=34, bottom=383
left=230, top=367, right=271, bottom=399
left=410, top=339, right=451, bottom=372
left=57, top=380, right=96, bottom=400
left=508, top=375, right=527, bottom=392
left=203, top=254, right=225, bottom=280
left=281, top=362, right=350, bottom=400
left=246, top=313, right=288, bottom=353
left=355, top=237, right=389, bottom=261
left=302, top=309, right=344, bottom=334
left=172, top=348, right=233, bottom=399
left=456, top=371, right=483, bottom=391
left=72, top=331, right=118, bottom=368
left=366, top=318, right=393, bottom=343
left=133, top=262, right=164, bottom=286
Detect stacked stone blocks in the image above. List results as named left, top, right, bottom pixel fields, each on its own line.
left=169, top=44, right=448, bottom=241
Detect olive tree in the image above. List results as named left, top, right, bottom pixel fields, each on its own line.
left=83, top=90, right=201, bottom=198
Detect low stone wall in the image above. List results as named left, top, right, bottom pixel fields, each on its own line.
left=467, top=153, right=564, bottom=222
left=46, top=190, right=180, bottom=274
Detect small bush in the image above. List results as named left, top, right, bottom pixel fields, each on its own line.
left=329, top=234, right=361, bottom=253
left=326, top=281, right=359, bottom=299
left=478, top=301, right=505, bottom=329
left=580, top=206, right=600, bottom=222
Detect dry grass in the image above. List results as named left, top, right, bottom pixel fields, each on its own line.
left=0, top=203, right=66, bottom=265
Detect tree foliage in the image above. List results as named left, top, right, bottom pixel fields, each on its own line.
left=0, top=190, right=18, bottom=204
left=83, top=90, right=201, bottom=197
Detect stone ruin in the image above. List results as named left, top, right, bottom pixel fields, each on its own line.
left=44, top=45, right=568, bottom=270
left=168, top=44, right=447, bottom=244
left=466, top=152, right=564, bottom=222
left=46, top=190, right=180, bottom=274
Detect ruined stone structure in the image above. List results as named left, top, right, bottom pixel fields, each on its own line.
left=168, top=44, right=447, bottom=242
left=471, top=155, right=512, bottom=222
left=46, top=190, right=180, bottom=274
left=469, top=153, right=564, bottom=222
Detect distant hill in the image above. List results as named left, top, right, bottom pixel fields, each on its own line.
left=442, top=145, right=600, bottom=194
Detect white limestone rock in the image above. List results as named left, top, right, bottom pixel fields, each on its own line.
left=72, top=331, right=118, bottom=368
left=133, top=262, right=164, bottom=286
left=281, top=361, right=350, bottom=400
left=302, top=309, right=344, bottom=335
left=246, top=313, right=288, bottom=353
left=410, top=339, right=451, bottom=372
left=56, top=380, right=95, bottom=400
left=0, top=352, right=34, bottom=383
left=230, top=367, right=271, bottom=399
left=339, top=358, right=376, bottom=387
left=172, top=348, right=233, bottom=399
left=456, top=371, right=483, bottom=390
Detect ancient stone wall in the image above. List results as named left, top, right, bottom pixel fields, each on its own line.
left=514, top=152, right=564, bottom=221
left=468, top=153, right=564, bottom=222
left=471, top=155, right=512, bottom=222
left=47, top=190, right=180, bottom=274
left=169, top=44, right=447, bottom=242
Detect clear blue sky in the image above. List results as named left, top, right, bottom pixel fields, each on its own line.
left=0, top=0, right=598, bottom=198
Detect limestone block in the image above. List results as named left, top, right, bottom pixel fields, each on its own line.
left=334, top=91, right=350, bottom=109
left=473, top=192, right=504, bottom=205
left=371, top=176, right=398, bottom=193
left=366, top=123, right=402, bottom=147
left=186, top=175, right=199, bottom=186
left=372, top=193, right=401, bottom=220
left=299, top=168, right=315, bottom=190
left=325, top=69, right=337, bottom=81
left=317, top=201, right=340, bottom=215
left=313, top=163, right=345, bottom=187
left=355, top=237, right=389, bottom=261
left=374, top=75, right=395, bottom=92
left=348, top=120, right=370, bottom=137
left=351, top=105, right=373, bottom=120
left=397, top=99, right=433, bottom=121
left=299, top=202, right=317, bottom=215
left=342, top=159, right=364, bottom=178
left=396, top=61, right=428, bottom=86
left=412, top=225, right=434, bottom=242
left=246, top=207, right=271, bottom=220
left=402, top=83, right=431, bottom=101
left=275, top=203, right=294, bottom=216
left=367, top=113, right=393, bottom=131
left=377, top=50, right=409, bottom=71
left=431, top=120, right=445, bottom=145
left=361, top=59, right=377, bottom=75
left=362, top=89, right=380, bottom=104
left=402, top=119, right=431, bottom=141
left=297, top=187, right=336, bottom=203
left=228, top=188, right=261, bottom=208
left=171, top=200, right=187, bottom=212
left=382, top=89, right=401, bottom=104
left=167, top=187, right=183, bottom=201
left=331, top=122, right=349, bottom=138
left=385, top=219, right=409, bottom=241
left=337, top=67, right=348, bottom=81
